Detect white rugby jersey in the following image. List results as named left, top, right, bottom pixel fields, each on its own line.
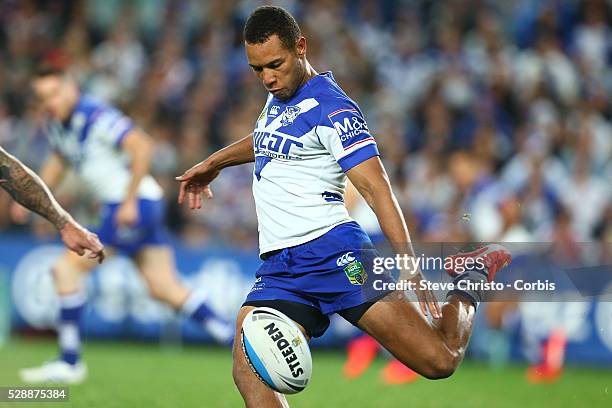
left=46, top=95, right=162, bottom=203
left=252, top=72, right=379, bottom=254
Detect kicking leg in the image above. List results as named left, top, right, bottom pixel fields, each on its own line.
left=135, top=245, right=232, bottom=343
left=356, top=244, right=511, bottom=379
left=357, top=292, right=474, bottom=379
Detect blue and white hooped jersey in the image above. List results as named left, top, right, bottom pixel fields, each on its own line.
left=46, top=95, right=162, bottom=203
left=252, top=72, right=379, bottom=254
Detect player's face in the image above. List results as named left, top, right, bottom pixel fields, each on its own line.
left=31, top=75, right=78, bottom=122
left=246, top=35, right=306, bottom=101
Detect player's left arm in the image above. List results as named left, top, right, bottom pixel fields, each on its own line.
left=117, top=128, right=154, bottom=226
left=347, top=156, right=441, bottom=318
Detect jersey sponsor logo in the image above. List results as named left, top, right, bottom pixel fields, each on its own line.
left=269, top=105, right=280, bottom=117
left=253, top=130, right=304, bottom=180
left=253, top=131, right=304, bottom=160
left=337, top=252, right=356, bottom=267
left=337, top=251, right=367, bottom=285
left=280, top=105, right=301, bottom=126
left=327, top=108, right=370, bottom=144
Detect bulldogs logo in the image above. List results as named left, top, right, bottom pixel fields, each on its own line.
left=280, top=106, right=301, bottom=126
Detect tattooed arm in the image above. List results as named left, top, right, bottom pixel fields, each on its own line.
left=0, top=146, right=105, bottom=262
left=0, top=146, right=68, bottom=229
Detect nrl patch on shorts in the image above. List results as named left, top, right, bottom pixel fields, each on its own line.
left=344, top=260, right=367, bottom=285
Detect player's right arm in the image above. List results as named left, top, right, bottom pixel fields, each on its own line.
left=0, top=146, right=105, bottom=262
left=10, top=151, right=68, bottom=222
left=176, top=134, right=254, bottom=209
left=2, top=148, right=68, bottom=229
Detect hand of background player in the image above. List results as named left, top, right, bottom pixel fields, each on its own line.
left=115, top=199, right=139, bottom=227
left=9, top=202, right=30, bottom=224
left=410, top=272, right=442, bottom=319
left=175, top=161, right=220, bottom=209
left=60, top=219, right=106, bottom=263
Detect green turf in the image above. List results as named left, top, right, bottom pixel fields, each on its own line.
left=1, top=338, right=611, bottom=408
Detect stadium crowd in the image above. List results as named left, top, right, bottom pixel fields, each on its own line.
left=0, top=0, right=610, bottom=256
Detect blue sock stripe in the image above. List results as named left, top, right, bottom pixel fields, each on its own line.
left=58, top=291, right=86, bottom=309
left=190, top=303, right=214, bottom=323
left=61, top=351, right=80, bottom=366
left=60, top=305, right=84, bottom=322
left=181, top=291, right=208, bottom=316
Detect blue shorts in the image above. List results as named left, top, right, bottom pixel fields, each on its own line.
left=244, top=221, right=394, bottom=330
left=95, top=199, right=170, bottom=256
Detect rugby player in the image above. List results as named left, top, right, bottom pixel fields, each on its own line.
left=18, top=63, right=232, bottom=384
left=177, top=6, right=511, bottom=406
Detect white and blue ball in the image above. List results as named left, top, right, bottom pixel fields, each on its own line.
left=240, top=307, right=312, bottom=394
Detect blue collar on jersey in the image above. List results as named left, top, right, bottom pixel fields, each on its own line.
left=54, top=94, right=105, bottom=145
left=60, top=94, right=99, bottom=131
left=271, top=71, right=335, bottom=103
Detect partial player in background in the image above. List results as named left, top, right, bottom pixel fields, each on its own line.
left=0, top=145, right=105, bottom=261
left=17, top=62, right=232, bottom=385
left=342, top=181, right=419, bottom=384
left=177, top=6, right=511, bottom=407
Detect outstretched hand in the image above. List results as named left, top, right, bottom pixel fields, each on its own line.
left=60, top=219, right=106, bottom=263
left=410, top=272, right=442, bottom=319
left=175, top=161, right=220, bottom=209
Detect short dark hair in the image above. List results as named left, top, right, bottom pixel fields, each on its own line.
left=33, top=50, right=69, bottom=78
left=33, top=64, right=65, bottom=79
left=243, top=6, right=301, bottom=50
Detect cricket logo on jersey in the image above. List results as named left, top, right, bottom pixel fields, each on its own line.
left=337, top=252, right=367, bottom=285
left=280, top=106, right=301, bottom=126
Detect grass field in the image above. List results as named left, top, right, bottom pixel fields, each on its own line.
left=1, top=337, right=611, bottom=408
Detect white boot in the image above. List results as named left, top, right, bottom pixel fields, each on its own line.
left=19, top=360, right=87, bottom=384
